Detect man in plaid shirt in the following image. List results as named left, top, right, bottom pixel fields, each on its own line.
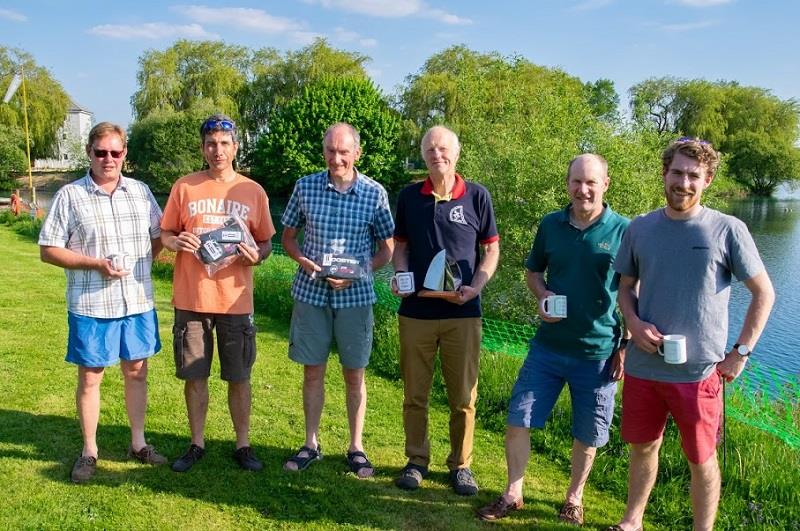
left=281, top=123, right=394, bottom=477
left=39, top=122, right=166, bottom=483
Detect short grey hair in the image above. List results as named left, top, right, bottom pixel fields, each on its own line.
left=566, top=153, right=608, bottom=180
left=420, top=125, right=461, bottom=159
left=322, top=122, right=361, bottom=151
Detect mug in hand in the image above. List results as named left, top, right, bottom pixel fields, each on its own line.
left=658, top=334, right=687, bottom=364
left=540, top=295, right=567, bottom=318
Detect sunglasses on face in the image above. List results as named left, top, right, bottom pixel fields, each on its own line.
left=201, top=119, right=236, bottom=134
left=92, top=149, right=124, bottom=159
left=676, top=136, right=711, bottom=146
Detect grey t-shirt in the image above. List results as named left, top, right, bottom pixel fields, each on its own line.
left=614, top=207, right=765, bottom=382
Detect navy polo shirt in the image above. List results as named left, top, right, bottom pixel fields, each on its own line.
left=394, top=174, right=499, bottom=319
left=526, top=204, right=630, bottom=359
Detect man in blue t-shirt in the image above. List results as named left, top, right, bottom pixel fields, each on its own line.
left=609, top=138, right=774, bottom=531
left=392, top=126, right=500, bottom=496
left=477, top=154, right=629, bottom=525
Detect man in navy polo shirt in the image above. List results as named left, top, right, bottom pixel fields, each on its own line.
left=478, top=154, right=629, bottom=525
left=392, top=125, right=500, bottom=495
left=281, top=123, right=394, bottom=478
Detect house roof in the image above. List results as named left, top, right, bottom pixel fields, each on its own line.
left=68, top=98, right=92, bottom=114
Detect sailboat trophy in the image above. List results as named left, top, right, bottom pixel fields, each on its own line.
left=418, top=249, right=463, bottom=303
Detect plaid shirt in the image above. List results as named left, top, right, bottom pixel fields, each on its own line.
left=282, top=170, right=395, bottom=308
left=38, top=173, right=162, bottom=318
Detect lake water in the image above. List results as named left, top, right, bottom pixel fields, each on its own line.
left=22, top=185, right=800, bottom=389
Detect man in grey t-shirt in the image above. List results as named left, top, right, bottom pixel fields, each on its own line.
left=608, top=138, right=774, bottom=531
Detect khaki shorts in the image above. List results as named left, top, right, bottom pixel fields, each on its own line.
left=172, top=309, right=257, bottom=382
left=288, top=301, right=373, bottom=369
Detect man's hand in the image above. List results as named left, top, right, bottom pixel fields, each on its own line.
left=237, top=243, right=260, bottom=266
left=326, top=277, right=353, bottom=291
left=297, top=256, right=322, bottom=277
left=390, top=275, right=412, bottom=298
left=537, top=290, right=562, bottom=323
left=717, top=351, right=748, bottom=382
left=610, top=346, right=626, bottom=380
left=173, top=231, right=201, bottom=252
left=96, top=257, right=128, bottom=279
left=627, top=317, right=663, bottom=354
left=454, top=284, right=480, bottom=305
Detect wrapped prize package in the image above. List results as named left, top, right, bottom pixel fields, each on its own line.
left=195, top=214, right=257, bottom=276
left=314, top=252, right=367, bottom=280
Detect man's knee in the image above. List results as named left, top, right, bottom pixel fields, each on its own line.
left=121, top=359, right=148, bottom=383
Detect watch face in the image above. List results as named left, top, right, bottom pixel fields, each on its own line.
left=736, top=344, right=751, bottom=356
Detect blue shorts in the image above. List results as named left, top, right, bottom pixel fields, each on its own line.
left=66, top=309, right=161, bottom=368
left=506, top=341, right=617, bottom=447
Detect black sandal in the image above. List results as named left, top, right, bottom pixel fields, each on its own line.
left=284, top=445, right=322, bottom=471
left=346, top=450, right=374, bottom=478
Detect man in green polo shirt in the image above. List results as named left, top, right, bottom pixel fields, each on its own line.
left=478, top=154, right=629, bottom=526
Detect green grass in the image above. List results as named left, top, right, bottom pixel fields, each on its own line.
left=0, top=225, right=628, bottom=529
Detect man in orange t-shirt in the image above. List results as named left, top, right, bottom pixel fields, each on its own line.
left=161, top=114, right=276, bottom=473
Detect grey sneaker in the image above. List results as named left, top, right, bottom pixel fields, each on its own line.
left=395, top=463, right=428, bottom=490
left=71, top=455, right=97, bottom=483
left=450, top=467, right=479, bottom=496
left=128, top=444, right=168, bottom=465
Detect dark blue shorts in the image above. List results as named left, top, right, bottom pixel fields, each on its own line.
left=507, top=341, right=617, bottom=447
left=66, top=309, right=161, bottom=367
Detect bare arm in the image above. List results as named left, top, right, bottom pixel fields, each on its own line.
left=717, top=271, right=775, bottom=382
left=40, top=246, right=125, bottom=278
left=456, top=240, right=500, bottom=304
left=161, top=229, right=200, bottom=253
left=151, top=238, right=163, bottom=260
left=618, top=274, right=663, bottom=353
left=526, top=269, right=560, bottom=323
left=371, top=238, right=394, bottom=272
left=281, top=226, right=320, bottom=276
left=391, top=240, right=410, bottom=297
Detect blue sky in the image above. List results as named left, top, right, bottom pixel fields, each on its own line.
left=1, top=0, right=797, bottom=128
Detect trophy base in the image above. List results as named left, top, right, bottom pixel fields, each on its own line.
left=418, top=290, right=462, bottom=303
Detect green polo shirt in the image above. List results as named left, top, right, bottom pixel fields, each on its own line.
left=525, top=204, right=630, bottom=359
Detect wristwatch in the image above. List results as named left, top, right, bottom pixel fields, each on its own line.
left=733, top=343, right=752, bottom=357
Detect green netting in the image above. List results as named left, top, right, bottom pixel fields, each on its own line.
left=270, top=242, right=799, bottom=449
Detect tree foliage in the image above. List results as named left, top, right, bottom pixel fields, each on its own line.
left=0, top=47, right=70, bottom=159
left=398, top=46, right=669, bottom=322
left=630, top=77, right=800, bottom=194
left=250, top=76, right=404, bottom=195
left=126, top=104, right=217, bottom=193
left=0, top=124, right=28, bottom=188
left=584, top=78, right=620, bottom=123
left=131, top=40, right=251, bottom=121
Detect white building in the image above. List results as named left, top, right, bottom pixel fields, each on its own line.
left=34, top=99, right=93, bottom=170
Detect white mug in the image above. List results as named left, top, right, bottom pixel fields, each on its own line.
left=658, top=334, right=687, bottom=364
left=108, top=253, right=133, bottom=273
left=540, top=295, right=567, bottom=318
left=393, top=272, right=415, bottom=294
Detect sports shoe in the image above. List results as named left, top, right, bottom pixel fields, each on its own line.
left=71, top=455, right=97, bottom=483
left=233, top=446, right=263, bottom=471
left=559, top=502, right=584, bottom=526
left=395, top=463, right=428, bottom=490
left=450, top=467, right=479, bottom=496
left=477, top=495, right=524, bottom=521
left=171, top=444, right=205, bottom=472
left=128, top=444, right=168, bottom=465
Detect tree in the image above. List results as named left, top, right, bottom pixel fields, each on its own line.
left=584, top=78, right=620, bottom=123
left=250, top=77, right=404, bottom=195
left=239, top=39, right=369, bottom=156
left=0, top=124, right=27, bottom=188
left=131, top=40, right=251, bottom=121
left=629, top=77, right=800, bottom=194
left=126, top=104, right=217, bottom=193
left=0, top=47, right=70, bottom=159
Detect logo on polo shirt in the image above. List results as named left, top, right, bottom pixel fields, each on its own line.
left=449, top=205, right=467, bottom=225
left=597, top=241, right=611, bottom=251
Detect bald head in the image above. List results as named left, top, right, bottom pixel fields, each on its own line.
left=566, top=153, right=608, bottom=181
left=566, top=153, right=610, bottom=221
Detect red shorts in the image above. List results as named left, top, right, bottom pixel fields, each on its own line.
left=621, top=372, right=722, bottom=464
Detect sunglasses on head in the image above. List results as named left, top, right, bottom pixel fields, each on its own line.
left=92, top=149, right=124, bottom=159
left=201, top=119, right=236, bottom=134
left=676, top=136, right=711, bottom=146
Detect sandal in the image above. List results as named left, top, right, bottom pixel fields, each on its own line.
left=284, top=445, right=322, bottom=471
left=346, top=450, right=374, bottom=478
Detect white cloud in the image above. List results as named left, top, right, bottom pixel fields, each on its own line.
left=175, top=5, right=303, bottom=33
left=333, top=27, right=378, bottom=48
left=0, top=8, right=27, bottom=22
left=88, top=22, right=218, bottom=40
left=674, top=0, right=731, bottom=6
left=571, top=0, right=615, bottom=12
left=658, top=19, right=718, bottom=31
left=305, top=0, right=471, bottom=25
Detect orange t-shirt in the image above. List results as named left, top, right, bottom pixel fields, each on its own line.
left=161, top=171, right=276, bottom=314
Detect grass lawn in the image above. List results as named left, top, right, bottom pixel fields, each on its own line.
left=0, top=226, right=631, bottom=530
